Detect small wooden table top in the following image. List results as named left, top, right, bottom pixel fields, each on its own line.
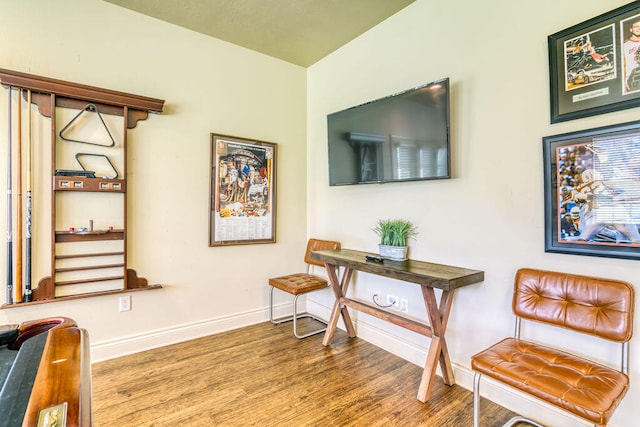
left=311, top=248, right=484, bottom=290
left=310, top=248, right=484, bottom=403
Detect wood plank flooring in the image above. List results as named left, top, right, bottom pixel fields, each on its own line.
left=92, top=319, right=523, bottom=426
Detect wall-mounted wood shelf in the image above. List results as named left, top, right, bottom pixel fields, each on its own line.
left=0, top=285, right=162, bottom=309
left=0, top=68, right=164, bottom=128
left=55, top=251, right=125, bottom=259
left=55, top=229, right=125, bottom=243
left=0, top=69, right=165, bottom=307
left=54, top=176, right=126, bottom=192
left=55, top=263, right=125, bottom=273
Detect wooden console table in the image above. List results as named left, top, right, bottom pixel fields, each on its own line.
left=310, top=248, right=484, bottom=402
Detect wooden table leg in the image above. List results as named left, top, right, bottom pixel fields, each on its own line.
left=436, top=290, right=455, bottom=384
left=417, top=286, right=456, bottom=401
left=417, top=335, right=441, bottom=402
left=322, top=265, right=355, bottom=346
left=322, top=298, right=343, bottom=345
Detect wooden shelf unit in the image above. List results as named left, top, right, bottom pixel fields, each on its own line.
left=0, top=68, right=165, bottom=307
left=55, top=229, right=125, bottom=243
left=54, top=176, right=126, bottom=192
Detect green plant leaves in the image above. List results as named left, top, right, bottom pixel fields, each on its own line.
left=373, top=219, right=418, bottom=247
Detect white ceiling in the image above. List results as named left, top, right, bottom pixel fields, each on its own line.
left=102, top=0, right=415, bottom=67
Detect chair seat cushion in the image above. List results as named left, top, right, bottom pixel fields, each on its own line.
left=269, top=273, right=328, bottom=295
left=471, top=337, right=629, bottom=425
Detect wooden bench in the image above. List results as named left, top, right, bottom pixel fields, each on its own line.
left=471, top=268, right=634, bottom=427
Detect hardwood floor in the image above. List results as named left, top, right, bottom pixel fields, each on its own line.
left=92, top=319, right=521, bottom=426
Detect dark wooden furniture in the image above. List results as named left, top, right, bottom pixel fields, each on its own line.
left=472, top=268, right=634, bottom=427
left=0, top=316, right=91, bottom=426
left=0, top=68, right=164, bottom=306
left=269, top=238, right=341, bottom=338
left=310, top=248, right=484, bottom=402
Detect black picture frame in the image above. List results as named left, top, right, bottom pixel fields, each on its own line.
left=543, top=120, right=640, bottom=260
left=209, top=133, right=277, bottom=246
left=548, top=1, right=640, bottom=123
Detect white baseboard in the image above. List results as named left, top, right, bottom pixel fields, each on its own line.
left=90, top=303, right=292, bottom=363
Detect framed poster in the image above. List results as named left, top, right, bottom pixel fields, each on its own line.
left=209, top=134, right=276, bottom=246
left=548, top=1, right=640, bottom=123
left=543, top=120, right=640, bottom=260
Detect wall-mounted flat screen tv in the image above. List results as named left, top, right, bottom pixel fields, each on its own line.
left=327, top=77, right=450, bottom=186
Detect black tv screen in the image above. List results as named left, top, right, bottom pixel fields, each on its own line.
left=327, top=78, right=450, bottom=186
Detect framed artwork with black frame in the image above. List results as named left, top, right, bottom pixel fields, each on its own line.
left=209, top=133, right=277, bottom=246
left=548, top=1, right=640, bottom=123
left=543, top=120, right=640, bottom=260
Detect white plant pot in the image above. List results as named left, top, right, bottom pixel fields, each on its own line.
left=378, top=244, right=408, bottom=261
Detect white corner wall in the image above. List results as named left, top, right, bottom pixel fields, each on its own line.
left=307, top=1, right=638, bottom=426
left=0, top=0, right=307, bottom=359
left=0, top=0, right=637, bottom=425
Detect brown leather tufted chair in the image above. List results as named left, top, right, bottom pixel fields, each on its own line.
left=269, top=238, right=340, bottom=338
left=471, top=268, right=634, bottom=427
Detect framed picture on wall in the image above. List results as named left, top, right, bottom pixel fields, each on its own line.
left=548, top=1, right=640, bottom=123
left=209, top=134, right=277, bottom=246
left=543, top=120, right=640, bottom=260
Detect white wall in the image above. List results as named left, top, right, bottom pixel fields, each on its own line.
left=307, top=1, right=638, bottom=426
left=1, top=0, right=638, bottom=425
left=0, top=0, right=307, bottom=358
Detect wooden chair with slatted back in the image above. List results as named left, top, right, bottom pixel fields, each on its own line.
left=269, top=238, right=340, bottom=338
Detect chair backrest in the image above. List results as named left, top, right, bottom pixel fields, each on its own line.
left=304, top=238, right=341, bottom=268
left=513, top=268, right=634, bottom=343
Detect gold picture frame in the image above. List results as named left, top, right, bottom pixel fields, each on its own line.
left=209, top=134, right=277, bottom=246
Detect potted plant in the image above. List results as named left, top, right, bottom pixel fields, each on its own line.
left=373, top=219, right=418, bottom=261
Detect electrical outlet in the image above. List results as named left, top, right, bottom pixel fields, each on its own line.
left=119, top=295, right=131, bottom=312
left=399, top=298, right=408, bottom=313
left=387, top=294, right=398, bottom=309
